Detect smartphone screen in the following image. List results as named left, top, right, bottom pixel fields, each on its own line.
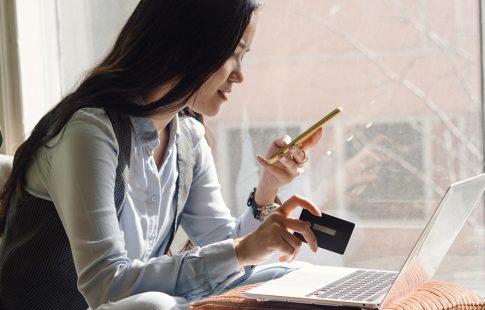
left=267, top=107, right=342, bottom=164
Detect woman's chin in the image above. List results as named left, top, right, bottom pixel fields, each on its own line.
left=201, top=105, right=222, bottom=117
left=191, top=98, right=224, bottom=117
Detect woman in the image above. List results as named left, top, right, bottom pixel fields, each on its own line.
left=0, top=1, right=322, bottom=309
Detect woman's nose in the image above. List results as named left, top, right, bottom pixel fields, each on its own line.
left=229, top=65, right=244, bottom=84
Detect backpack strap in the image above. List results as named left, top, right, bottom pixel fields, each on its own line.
left=166, top=115, right=196, bottom=251
left=105, top=109, right=132, bottom=219
left=175, top=116, right=196, bottom=227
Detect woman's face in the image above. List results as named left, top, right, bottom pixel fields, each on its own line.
left=190, top=14, right=258, bottom=116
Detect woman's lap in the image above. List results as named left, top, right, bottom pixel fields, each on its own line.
left=95, top=292, right=189, bottom=310
left=94, top=263, right=295, bottom=310
left=221, top=262, right=295, bottom=292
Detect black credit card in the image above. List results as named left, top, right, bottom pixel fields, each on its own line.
left=294, top=209, right=355, bottom=255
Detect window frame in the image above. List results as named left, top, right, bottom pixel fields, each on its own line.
left=0, top=0, right=23, bottom=155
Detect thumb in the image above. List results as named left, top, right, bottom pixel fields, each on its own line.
left=275, top=135, right=292, bottom=148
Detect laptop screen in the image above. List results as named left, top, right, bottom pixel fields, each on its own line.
left=381, top=174, right=485, bottom=307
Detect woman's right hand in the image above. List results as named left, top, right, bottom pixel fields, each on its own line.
left=234, top=195, right=321, bottom=266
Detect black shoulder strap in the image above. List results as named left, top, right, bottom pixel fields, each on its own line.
left=175, top=116, right=196, bottom=227
left=165, top=116, right=196, bottom=251
left=105, top=109, right=132, bottom=220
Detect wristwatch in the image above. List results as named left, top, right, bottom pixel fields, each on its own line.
left=247, top=187, right=280, bottom=221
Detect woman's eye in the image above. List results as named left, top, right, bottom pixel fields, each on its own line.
left=230, top=50, right=246, bottom=63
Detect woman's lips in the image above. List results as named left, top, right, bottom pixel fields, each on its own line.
left=217, top=90, right=229, bottom=100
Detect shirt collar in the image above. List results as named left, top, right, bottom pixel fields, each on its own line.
left=128, top=97, right=180, bottom=151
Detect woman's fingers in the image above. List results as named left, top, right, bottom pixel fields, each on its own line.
left=274, top=135, right=292, bottom=149
left=236, top=197, right=321, bottom=266
left=256, top=155, right=295, bottom=182
left=280, top=231, right=301, bottom=262
left=278, top=155, right=304, bottom=175
left=269, top=223, right=306, bottom=262
left=274, top=236, right=295, bottom=261
left=278, top=195, right=321, bottom=218
left=257, top=131, right=321, bottom=187
left=263, top=128, right=323, bottom=168
left=288, top=146, right=307, bottom=165
left=270, top=214, right=318, bottom=252
left=300, top=128, right=323, bottom=152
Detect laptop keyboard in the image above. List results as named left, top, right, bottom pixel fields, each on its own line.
left=307, top=270, right=398, bottom=302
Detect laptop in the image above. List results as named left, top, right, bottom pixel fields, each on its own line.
left=246, top=173, right=485, bottom=309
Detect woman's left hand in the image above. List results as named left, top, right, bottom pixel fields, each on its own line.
left=254, top=128, right=323, bottom=205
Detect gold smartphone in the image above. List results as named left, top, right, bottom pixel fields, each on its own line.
left=267, top=107, right=343, bottom=164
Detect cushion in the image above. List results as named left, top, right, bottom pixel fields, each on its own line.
left=190, top=281, right=485, bottom=310
left=383, top=281, right=485, bottom=310
left=190, top=283, right=341, bottom=309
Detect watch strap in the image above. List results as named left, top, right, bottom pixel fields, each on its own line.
left=247, top=187, right=280, bottom=221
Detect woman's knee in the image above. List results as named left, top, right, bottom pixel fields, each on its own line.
left=248, top=262, right=295, bottom=283
left=96, top=292, right=189, bottom=310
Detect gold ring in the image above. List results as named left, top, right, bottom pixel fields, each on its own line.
left=297, top=150, right=309, bottom=165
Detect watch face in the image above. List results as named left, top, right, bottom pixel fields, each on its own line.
left=256, top=203, right=279, bottom=222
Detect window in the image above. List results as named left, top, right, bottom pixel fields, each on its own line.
left=343, top=120, right=429, bottom=222
left=9, top=0, right=485, bottom=295
left=205, top=1, right=485, bottom=291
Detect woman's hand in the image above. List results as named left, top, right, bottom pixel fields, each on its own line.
left=234, top=195, right=321, bottom=266
left=254, top=128, right=323, bottom=205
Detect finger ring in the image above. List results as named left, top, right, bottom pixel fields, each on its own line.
left=297, top=150, right=309, bottom=164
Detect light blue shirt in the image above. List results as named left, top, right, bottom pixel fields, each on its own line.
left=25, top=107, right=261, bottom=308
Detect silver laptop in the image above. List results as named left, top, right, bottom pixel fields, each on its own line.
left=246, top=173, right=485, bottom=309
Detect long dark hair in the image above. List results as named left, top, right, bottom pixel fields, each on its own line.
left=0, top=0, right=260, bottom=234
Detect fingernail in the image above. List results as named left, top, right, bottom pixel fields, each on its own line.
left=256, top=155, right=267, bottom=163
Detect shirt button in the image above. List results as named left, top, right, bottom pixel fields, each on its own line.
left=151, top=195, right=158, bottom=202
left=184, top=295, right=192, bottom=302
left=150, top=232, right=156, bottom=240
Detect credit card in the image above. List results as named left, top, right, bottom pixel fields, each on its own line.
left=294, top=209, right=355, bottom=255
